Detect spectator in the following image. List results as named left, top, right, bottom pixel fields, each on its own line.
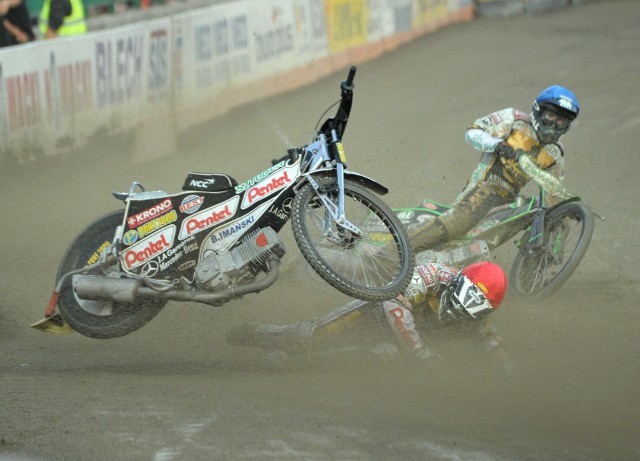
left=38, top=0, right=86, bottom=39
left=0, top=0, right=35, bottom=47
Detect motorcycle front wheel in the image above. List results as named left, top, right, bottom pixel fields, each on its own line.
left=56, top=210, right=167, bottom=339
left=291, top=177, right=414, bottom=301
left=510, top=201, right=594, bottom=298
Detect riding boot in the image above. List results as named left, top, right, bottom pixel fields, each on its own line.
left=225, top=300, right=377, bottom=352
left=226, top=322, right=314, bottom=352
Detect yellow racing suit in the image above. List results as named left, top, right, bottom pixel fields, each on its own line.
left=410, top=108, right=574, bottom=253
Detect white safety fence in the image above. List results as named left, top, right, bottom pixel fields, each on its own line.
left=0, top=0, right=474, bottom=165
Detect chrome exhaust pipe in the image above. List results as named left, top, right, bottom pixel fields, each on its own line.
left=72, top=261, right=280, bottom=306
left=73, top=275, right=140, bottom=303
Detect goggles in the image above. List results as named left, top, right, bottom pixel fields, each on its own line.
left=540, top=109, right=572, bottom=130
left=451, top=275, right=494, bottom=318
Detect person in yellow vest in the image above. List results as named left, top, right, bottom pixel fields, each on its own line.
left=409, top=86, right=581, bottom=253
left=38, top=0, right=86, bottom=39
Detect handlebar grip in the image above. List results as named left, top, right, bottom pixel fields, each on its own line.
left=271, top=148, right=301, bottom=166
left=346, top=66, right=356, bottom=86
left=341, top=66, right=357, bottom=91
left=271, top=155, right=288, bottom=166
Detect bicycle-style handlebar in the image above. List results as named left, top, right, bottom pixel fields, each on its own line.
left=271, top=67, right=358, bottom=166
left=321, top=66, right=357, bottom=139
left=342, top=66, right=356, bottom=91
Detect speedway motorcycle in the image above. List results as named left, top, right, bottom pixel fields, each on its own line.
left=33, top=67, right=414, bottom=338
left=393, top=189, right=595, bottom=299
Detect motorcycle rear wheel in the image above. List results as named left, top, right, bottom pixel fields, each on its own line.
left=291, top=177, right=414, bottom=301
left=510, top=202, right=594, bottom=298
left=56, top=210, right=167, bottom=339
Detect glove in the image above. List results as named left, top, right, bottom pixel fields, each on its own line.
left=494, top=142, right=520, bottom=160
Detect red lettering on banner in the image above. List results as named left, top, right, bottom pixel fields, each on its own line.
left=58, top=61, right=92, bottom=116
left=246, top=171, right=291, bottom=205
left=127, top=199, right=174, bottom=228
left=123, top=234, right=170, bottom=269
left=184, top=205, right=232, bottom=236
left=6, top=72, right=42, bottom=129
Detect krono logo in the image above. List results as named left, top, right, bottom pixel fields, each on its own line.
left=123, top=225, right=176, bottom=270
left=127, top=198, right=173, bottom=228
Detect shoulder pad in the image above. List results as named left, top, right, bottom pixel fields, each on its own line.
left=513, top=110, right=529, bottom=122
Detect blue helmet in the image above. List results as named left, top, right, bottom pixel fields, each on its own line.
left=532, top=85, right=580, bottom=143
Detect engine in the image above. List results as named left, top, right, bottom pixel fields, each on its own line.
left=194, top=227, right=286, bottom=292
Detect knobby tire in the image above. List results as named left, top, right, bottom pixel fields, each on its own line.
left=56, top=210, right=166, bottom=339
left=291, top=177, right=413, bottom=301
left=510, top=202, right=594, bottom=299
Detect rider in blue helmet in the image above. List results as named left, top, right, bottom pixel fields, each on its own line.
left=410, top=85, right=580, bottom=253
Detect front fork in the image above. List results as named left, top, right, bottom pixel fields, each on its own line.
left=307, top=130, right=362, bottom=239
left=306, top=169, right=363, bottom=239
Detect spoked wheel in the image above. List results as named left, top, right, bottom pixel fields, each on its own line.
left=291, top=177, right=414, bottom=301
left=510, top=202, right=594, bottom=298
left=56, top=211, right=166, bottom=338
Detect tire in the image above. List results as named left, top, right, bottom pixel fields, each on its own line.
left=291, top=177, right=414, bottom=301
left=56, top=210, right=166, bottom=339
left=510, top=202, right=594, bottom=299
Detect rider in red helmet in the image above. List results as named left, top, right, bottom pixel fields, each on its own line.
left=227, top=261, right=512, bottom=372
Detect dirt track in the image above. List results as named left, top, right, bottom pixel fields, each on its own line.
left=1, top=1, right=639, bottom=460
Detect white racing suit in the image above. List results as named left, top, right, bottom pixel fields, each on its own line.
left=410, top=108, right=574, bottom=253
left=243, top=263, right=507, bottom=362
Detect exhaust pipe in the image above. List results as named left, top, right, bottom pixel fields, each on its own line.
left=72, top=262, right=280, bottom=306
left=74, top=275, right=140, bottom=303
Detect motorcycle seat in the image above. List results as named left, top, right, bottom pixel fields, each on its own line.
left=182, top=173, right=238, bottom=192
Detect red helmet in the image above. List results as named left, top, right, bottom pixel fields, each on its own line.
left=450, top=262, right=507, bottom=318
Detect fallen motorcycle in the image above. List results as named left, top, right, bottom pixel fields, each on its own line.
left=33, top=67, right=414, bottom=338
left=391, top=189, right=596, bottom=299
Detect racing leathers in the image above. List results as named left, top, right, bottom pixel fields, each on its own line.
left=409, top=108, right=575, bottom=253
left=226, top=262, right=507, bottom=364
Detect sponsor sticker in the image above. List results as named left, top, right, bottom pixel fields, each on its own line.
left=122, top=225, right=176, bottom=270
left=490, top=113, right=503, bottom=124
left=241, top=165, right=297, bottom=209
left=177, top=260, right=196, bottom=271
left=137, top=210, right=178, bottom=239
left=179, top=195, right=204, bottom=214
left=127, top=198, right=173, bottom=229
left=178, top=196, right=239, bottom=240
left=123, top=230, right=139, bottom=246
left=201, top=200, right=272, bottom=254
left=418, top=265, right=435, bottom=286
left=189, top=178, right=215, bottom=189
left=235, top=161, right=285, bottom=193
left=86, top=241, right=111, bottom=266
